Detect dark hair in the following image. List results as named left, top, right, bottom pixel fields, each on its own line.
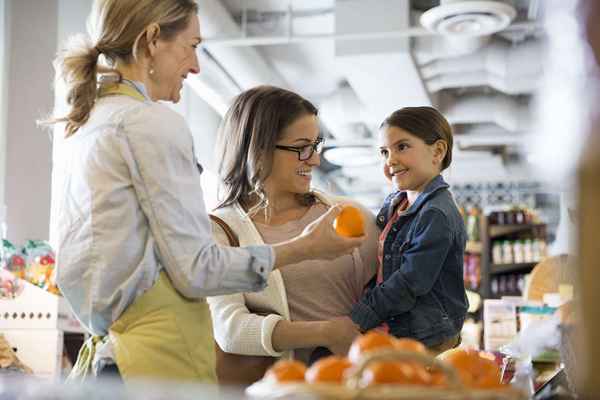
left=215, top=85, right=319, bottom=212
left=380, top=106, right=453, bottom=171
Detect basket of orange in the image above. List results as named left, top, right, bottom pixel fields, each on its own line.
left=245, top=331, right=527, bottom=400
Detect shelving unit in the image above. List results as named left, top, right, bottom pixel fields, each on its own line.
left=477, top=216, right=547, bottom=299
left=489, top=262, right=537, bottom=275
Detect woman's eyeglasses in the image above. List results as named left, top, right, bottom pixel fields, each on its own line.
left=275, top=137, right=324, bottom=161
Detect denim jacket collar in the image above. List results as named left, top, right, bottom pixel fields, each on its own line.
left=388, top=175, right=449, bottom=219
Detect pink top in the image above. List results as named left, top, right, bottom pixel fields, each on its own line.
left=375, top=197, right=409, bottom=333
left=255, top=202, right=378, bottom=362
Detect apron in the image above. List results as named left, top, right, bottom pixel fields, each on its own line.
left=68, top=83, right=216, bottom=383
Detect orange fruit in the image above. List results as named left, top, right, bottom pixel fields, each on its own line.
left=437, top=348, right=504, bottom=389
left=264, top=359, right=307, bottom=383
left=305, top=356, right=353, bottom=384
left=348, top=331, right=396, bottom=364
left=333, top=205, right=365, bottom=237
left=393, top=338, right=428, bottom=354
left=430, top=370, right=449, bottom=388
left=392, top=338, right=431, bottom=385
left=360, top=361, right=415, bottom=386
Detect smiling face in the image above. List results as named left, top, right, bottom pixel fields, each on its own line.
left=379, top=126, right=446, bottom=193
left=148, top=16, right=201, bottom=102
left=264, top=114, right=321, bottom=200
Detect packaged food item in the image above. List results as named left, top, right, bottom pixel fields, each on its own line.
left=0, top=269, right=24, bottom=299
left=2, top=240, right=25, bottom=279
left=22, top=240, right=58, bottom=294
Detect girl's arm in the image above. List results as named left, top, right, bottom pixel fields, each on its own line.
left=350, top=207, right=454, bottom=332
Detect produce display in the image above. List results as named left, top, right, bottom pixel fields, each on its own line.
left=247, top=330, right=525, bottom=400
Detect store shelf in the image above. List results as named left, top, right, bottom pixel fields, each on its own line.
left=466, top=241, right=482, bottom=254
left=490, top=262, right=538, bottom=275
left=489, top=223, right=545, bottom=239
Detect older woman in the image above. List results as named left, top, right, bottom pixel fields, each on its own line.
left=46, top=0, right=363, bottom=383
left=208, top=86, right=379, bottom=384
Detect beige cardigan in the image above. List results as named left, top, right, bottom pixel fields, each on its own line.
left=207, top=191, right=377, bottom=360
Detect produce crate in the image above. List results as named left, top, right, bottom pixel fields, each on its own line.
left=246, top=350, right=527, bottom=400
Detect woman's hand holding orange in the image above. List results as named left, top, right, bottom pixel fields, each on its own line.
left=299, top=204, right=365, bottom=261
left=333, top=205, right=366, bottom=237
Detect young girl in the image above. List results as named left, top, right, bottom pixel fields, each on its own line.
left=350, top=106, right=468, bottom=353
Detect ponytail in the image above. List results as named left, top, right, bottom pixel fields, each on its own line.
left=46, top=35, right=100, bottom=137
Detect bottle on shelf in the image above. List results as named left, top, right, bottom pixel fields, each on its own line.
left=498, top=275, right=507, bottom=294
left=523, top=238, right=533, bottom=263
left=513, top=240, right=524, bottom=264
left=491, top=277, right=499, bottom=296
left=492, top=242, right=503, bottom=265
left=466, top=206, right=481, bottom=242
left=507, top=274, right=516, bottom=295
left=502, top=240, right=513, bottom=264
left=517, top=274, right=526, bottom=294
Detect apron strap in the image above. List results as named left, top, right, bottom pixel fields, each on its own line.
left=98, top=83, right=147, bottom=102
left=67, top=335, right=108, bottom=382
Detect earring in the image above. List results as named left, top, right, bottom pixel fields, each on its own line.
left=149, top=65, right=155, bottom=75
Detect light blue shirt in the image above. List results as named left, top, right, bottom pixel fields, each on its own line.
left=50, top=93, right=274, bottom=336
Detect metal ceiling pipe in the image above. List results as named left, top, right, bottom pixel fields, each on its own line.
left=416, top=37, right=543, bottom=80
left=196, top=0, right=286, bottom=89
left=442, top=94, right=531, bottom=132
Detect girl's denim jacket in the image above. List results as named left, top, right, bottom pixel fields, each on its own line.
left=350, top=175, right=468, bottom=347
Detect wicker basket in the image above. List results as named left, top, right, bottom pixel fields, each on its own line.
left=245, top=350, right=527, bottom=400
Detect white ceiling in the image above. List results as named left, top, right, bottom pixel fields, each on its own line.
left=196, top=0, right=546, bottom=208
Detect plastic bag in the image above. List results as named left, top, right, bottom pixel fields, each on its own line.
left=22, top=240, right=58, bottom=294
left=1, top=239, right=25, bottom=279
left=0, top=269, right=24, bottom=299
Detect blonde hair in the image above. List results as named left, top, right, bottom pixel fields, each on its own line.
left=44, top=0, right=197, bottom=137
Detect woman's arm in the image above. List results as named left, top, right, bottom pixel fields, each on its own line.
left=121, top=105, right=363, bottom=299
left=272, top=317, right=360, bottom=355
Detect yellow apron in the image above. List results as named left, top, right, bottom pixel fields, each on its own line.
left=110, top=271, right=216, bottom=382
left=68, top=83, right=216, bottom=383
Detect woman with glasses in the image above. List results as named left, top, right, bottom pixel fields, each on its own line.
left=207, top=86, right=379, bottom=385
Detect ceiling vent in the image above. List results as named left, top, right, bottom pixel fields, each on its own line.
left=420, top=1, right=517, bottom=37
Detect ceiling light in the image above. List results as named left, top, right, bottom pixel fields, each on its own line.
left=323, top=146, right=380, bottom=168
left=420, top=1, right=517, bottom=37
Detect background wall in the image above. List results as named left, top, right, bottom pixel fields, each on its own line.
left=0, top=0, right=8, bottom=208
left=4, top=0, right=58, bottom=244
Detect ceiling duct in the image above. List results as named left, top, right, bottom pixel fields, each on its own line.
left=196, top=0, right=286, bottom=90
left=442, top=93, right=531, bottom=132
left=420, top=0, right=517, bottom=53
